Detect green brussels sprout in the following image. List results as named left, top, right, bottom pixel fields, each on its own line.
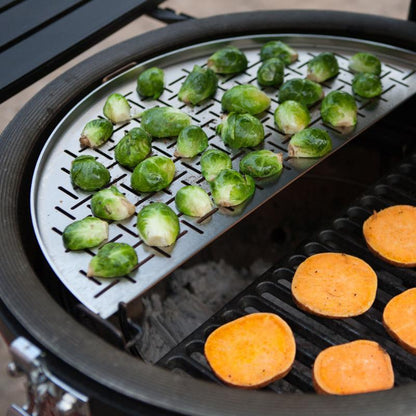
left=79, top=119, right=113, bottom=148
left=141, top=107, right=191, bottom=138
left=288, top=128, right=332, bottom=158
left=174, top=125, right=208, bottom=158
left=178, top=65, right=218, bottom=105
left=239, top=150, right=283, bottom=178
left=257, top=58, right=285, bottom=88
left=260, top=41, right=298, bottom=65
left=103, top=93, right=131, bottom=123
left=207, top=46, right=248, bottom=74
left=352, top=73, right=382, bottom=98
left=200, top=149, right=232, bottom=182
left=91, top=186, right=135, bottom=221
left=222, top=84, right=270, bottom=115
left=114, top=127, right=152, bottom=169
left=137, top=202, right=179, bottom=247
left=279, top=78, right=324, bottom=107
left=131, top=155, right=175, bottom=193
left=175, top=186, right=212, bottom=217
left=274, top=100, right=311, bottom=134
left=210, top=169, right=255, bottom=207
left=87, top=243, right=138, bottom=278
left=62, top=217, right=108, bottom=250
left=217, top=112, right=264, bottom=149
left=307, top=52, right=339, bottom=83
left=136, top=67, right=164, bottom=99
left=348, top=53, right=381, bottom=75
left=70, top=155, right=110, bottom=191
left=320, top=91, right=357, bottom=127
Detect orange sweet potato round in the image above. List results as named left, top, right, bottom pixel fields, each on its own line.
left=313, top=340, right=394, bottom=395
left=363, top=205, right=416, bottom=267
left=204, top=312, right=296, bottom=388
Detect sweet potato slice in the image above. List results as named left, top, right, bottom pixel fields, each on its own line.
left=204, top=312, right=296, bottom=388
left=363, top=205, right=416, bottom=267
left=383, top=288, right=416, bottom=354
left=291, top=253, right=377, bottom=318
left=313, top=340, right=394, bottom=395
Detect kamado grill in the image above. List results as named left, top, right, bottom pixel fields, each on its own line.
left=1, top=8, right=416, bottom=416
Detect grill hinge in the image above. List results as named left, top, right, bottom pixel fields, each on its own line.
left=7, top=337, right=91, bottom=416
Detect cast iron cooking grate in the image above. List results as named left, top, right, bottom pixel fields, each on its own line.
left=158, top=154, right=416, bottom=393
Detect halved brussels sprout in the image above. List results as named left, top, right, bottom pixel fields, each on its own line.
left=352, top=73, right=382, bottom=98
left=175, top=186, right=212, bottom=217
left=131, top=155, right=175, bottom=193
left=222, top=84, right=270, bottom=115
left=114, top=127, right=152, bottom=169
left=136, top=67, right=164, bottom=100
left=91, top=186, right=135, bottom=221
left=137, top=202, right=179, bottom=247
left=79, top=119, right=113, bottom=148
left=174, top=125, right=208, bottom=158
left=141, top=107, right=191, bottom=138
left=210, top=169, right=255, bottom=207
left=321, top=91, right=357, bottom=127
left=274, top=100, right=311, bottom=134
left=239, top=150, right=283, bottom=178
left=217, top=112, right=264, bottom=149
left=103, top=93, right=131, bottom=123
left=178, top=65, right=218, bottom=105
left=288, top=128, right=332, bottom=158
left=257, top=58, right=285, bottom=88
left=307, top=52, right=339, bottom=83
left=63, top=217, right=108, bottom=250
left=260, top=41, right=298, bottom=65
left=207, top=46, right=248, bottom=74
left=279, top=78, right=324, bottom=107
left=70, top=155, right=110, bottom=191
left=200, top=149, right=232, bottom=182
left=87, top=243, right=138, bottom=278
left=348, top=53, right=381, bottom=75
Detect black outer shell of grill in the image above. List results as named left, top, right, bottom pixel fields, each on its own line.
left=0, top=10, right=416, bottom=416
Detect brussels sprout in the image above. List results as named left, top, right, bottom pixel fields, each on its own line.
left=274, top=100, right=310, bottom=134
left=288, top=128, right=332, bottom=158
left=257, top=58, right=285, bottom=88
left=222, top=84, right=270, bottom=115
left=103, top=93, right=131, bottom=123
left=348, top=53, right=381, bottom=75
left=200, top=149, right=232, bottom=182
left=87, top=243, right=138, bottom=278
left=114, top=127, right=152, bottom=169
left=137, top=202, right=179, bottom=247
left=217, top=112, right=264, bottom=149
left=307, top=52, right=339, bottom=83
left=79, top=119, right=113, bottom=148
left=207, top=46, right=248, bottom=74
left=210, top=169, right=255, bottom=207
left=141, top=107, right=191, bottom=138
left=91, top=186, right=135, bottom=221
left=131, top=155, right=175, bottom=193
left=70, top=155, right=110, bottom=191
left=136, top=67, right=164, bottom=99
left=178, top=65, right=218, bottom=105
left=279, top=78, right=324, bottom=107
left=175, top=186, right=212, bottom=217
left=239, top=150, right=283, bottom=178
left=63, top=217, right=108, bottom=250
left=352, top=73, right=382, bottom=98
left=321, top=91, right=357, bottom=127
left=174, top=125, right=208, bottom=158
left=260, top=41, right=298, bottom=65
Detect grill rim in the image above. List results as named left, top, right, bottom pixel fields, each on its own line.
left=1, top=10, right=416, bottom=415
